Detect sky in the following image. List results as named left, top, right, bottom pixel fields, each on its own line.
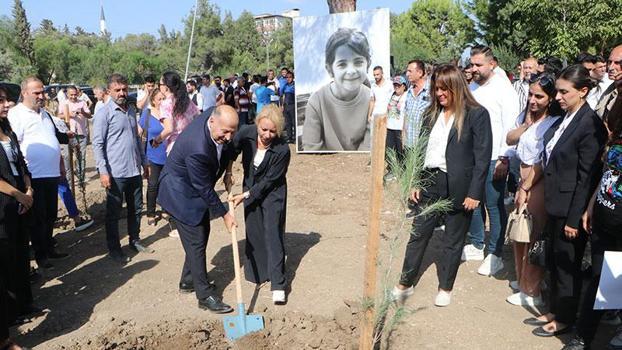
left=0, top=0, right=413, bottom=39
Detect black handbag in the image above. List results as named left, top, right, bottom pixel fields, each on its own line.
left=528, top=230, right=550, bottom=267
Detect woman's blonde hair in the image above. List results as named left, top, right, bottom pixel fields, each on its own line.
left=256, top=104, right=285, bottom=138
left=425, top=64, right=481, bottom=141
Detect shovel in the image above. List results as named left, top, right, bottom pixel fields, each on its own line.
left=223, top=198, right=264, bottom=340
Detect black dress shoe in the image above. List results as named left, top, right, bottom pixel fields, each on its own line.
left=198, top=296, right=233, bottom=314
left=523, top=317, right=548, bottom=326
left=179, top=282, right=195, bottom=293
left=108, top=250, right=131, bottom=264
left=532, top=325, right=572, bottom=337
left=36, top=259, right=54, bottom=269
left=562, top=336, right=589, bottom=350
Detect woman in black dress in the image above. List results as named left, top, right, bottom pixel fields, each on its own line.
left=230, top=104, right=291, bottom=304
left=0, top=86, right=32, bottom=350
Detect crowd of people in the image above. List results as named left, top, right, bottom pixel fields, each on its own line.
left=381, top=44, right=622, bottom=350
left=1, top=38, right=621, bottom=349
left=0, top=66, right=295, bottom=349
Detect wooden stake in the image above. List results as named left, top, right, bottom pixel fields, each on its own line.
left=359, top=115, right=387, bottom=350
left=64, top=103, right=76, bottom=195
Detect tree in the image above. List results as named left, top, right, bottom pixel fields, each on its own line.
left=327, top=0, right=356, bottom=13
left=39, top=19, right=56, bottom=34
left=271, top=20, right=294, bottom=71
left=466, top=0, right=528, bottom=57
left=12, top=0, right=36, bottom=67
left=392, top=0, right=476, bottom=68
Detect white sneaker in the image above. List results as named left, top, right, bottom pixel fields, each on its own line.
left=461, top=244, right=485, bottom=261
left=505, top=291, right=543, bottom=307
left=391, top=286, right=414, bottom=304
left=477, top=254, right=504, bottom=276
left=272, top=290, right=286, bottom=304
left=168, top=229, right=179, bottom=238
left=434, top=290, right=451, bottom=307
left=509, top=280, right=520, bottom=291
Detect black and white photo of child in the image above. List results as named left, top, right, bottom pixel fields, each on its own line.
left=302, top=28, right=371, bottom=151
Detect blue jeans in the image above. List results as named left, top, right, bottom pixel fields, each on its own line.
left=467, top=160, right=507, bottom=256
left=58, top=177, right=79, bottom=218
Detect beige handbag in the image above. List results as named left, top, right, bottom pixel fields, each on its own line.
left=506, top=204, right=532, bottom=243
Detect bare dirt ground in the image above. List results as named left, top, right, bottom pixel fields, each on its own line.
left=11, top=145, right=617, bottom=349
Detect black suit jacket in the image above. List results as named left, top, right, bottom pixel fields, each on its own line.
left=422, top=105, right=493, bottom=209
left=157, top=109, right=234, bottom=226
left=542, top=103, right=607, bottom=228
left=0, top=131, right=30, bottom=238
left=232, top=125, right=291, bottom=206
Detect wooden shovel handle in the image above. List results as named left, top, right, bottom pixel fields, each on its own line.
left=228, top=199, right=244, bottom=306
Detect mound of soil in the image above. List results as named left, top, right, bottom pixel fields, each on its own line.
left=60, top=301, right=362, bottom=350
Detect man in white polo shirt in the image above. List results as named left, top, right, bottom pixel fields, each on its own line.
left=368, top=66, right=394, bottom=129
left=462, top=46, right=520, bottom=277
left=9, top=76, right=69, bottom=269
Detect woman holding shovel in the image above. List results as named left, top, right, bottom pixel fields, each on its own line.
left=392, top=64, right=492, bottom=307
left=230, top=104, right=291, bottom=305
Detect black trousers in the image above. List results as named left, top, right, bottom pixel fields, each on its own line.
left=547, top=214, right=587, bottom=324
left=105, top=175, right=143, bottom=252
left=146, top=163, right=163, bottom=217
left=30, top=177, right=59, bottom=262
left=0, top=239, right=10, bottom=341
left=176, top=215, right=216, bottom=300
left=576, top=221, right=622, bottom=343
left=284, top=103, right=296, bottom=142
left=385, top=129, right=403, bottom=172
left=399, top=170, right=473, bottom=290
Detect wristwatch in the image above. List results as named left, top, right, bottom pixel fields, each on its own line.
left=498, top=156, right=509, bottom=165
left=243, top=191, right=250, bottom=199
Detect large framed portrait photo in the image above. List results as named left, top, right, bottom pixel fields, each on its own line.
left=293, top=8, right=391, bottom=153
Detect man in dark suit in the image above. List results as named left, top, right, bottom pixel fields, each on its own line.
left=158, top=105, right=238, bottom=313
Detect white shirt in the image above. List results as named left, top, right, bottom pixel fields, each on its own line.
left=188, top=91, right=204, bottom=110
left=0, top=140, right=18, bottom=176
left=545, top=110, right=578, bottom=165
left=424, top=110, right=454, bottom=172
left=253, top=148, right=268, bottom=168
left=515, top=114, right=560, bottom=166
left=370, top=79, right=394, bottom=116
left=137, top=89, right=151, bottom=109
left=587, top=76, right=613, bottom=109
left=494, top=66, right=511, bottom=84
left=249, top=83, right=260, bottom=104
left=471, top=74, right=520, bottom=160
left=8, top=104, right=61, bottom=178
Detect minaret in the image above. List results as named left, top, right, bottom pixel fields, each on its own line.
left=99, top=3, right=107, bottom=35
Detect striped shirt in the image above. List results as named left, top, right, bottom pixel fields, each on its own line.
left=403, top=79, right=431, bottom=148
left=513, top=79, right=529, bottom=114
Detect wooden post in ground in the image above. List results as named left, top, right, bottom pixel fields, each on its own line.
left=64, top=103, right=76, bottom=195
left=359, top=115, right=387, bottom=350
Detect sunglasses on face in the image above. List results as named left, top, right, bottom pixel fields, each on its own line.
left=529, top=73, right=555, bottom=88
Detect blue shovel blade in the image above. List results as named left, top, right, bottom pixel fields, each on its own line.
left=223, top=303, right=264, bottom=340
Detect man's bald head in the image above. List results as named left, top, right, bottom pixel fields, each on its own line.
left=608, top=45, right=622, bottom=81
left=523, top=57, right=538, bottom=81
left=209, top=105, right=239, bottom=144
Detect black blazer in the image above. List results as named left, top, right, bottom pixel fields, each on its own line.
left=157, top=109, right=234, bottom=226
left=232, top=125, right=291, bottom=206
left=422, top=105, right=493, bottom=209
left=542, top=103, right=607, bottom=228
left=0, top=130, right=30, bottom=239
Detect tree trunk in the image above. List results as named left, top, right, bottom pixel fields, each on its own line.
left=327, top=0, right=356, bottom=13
